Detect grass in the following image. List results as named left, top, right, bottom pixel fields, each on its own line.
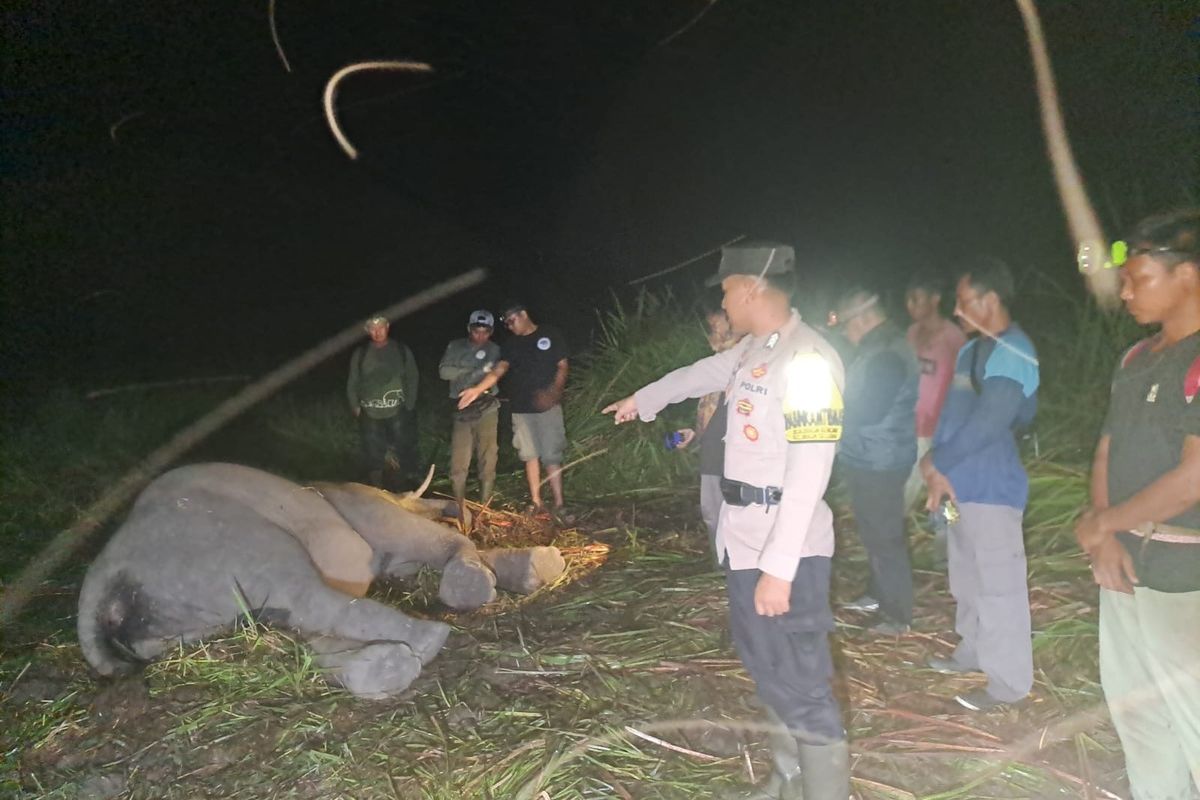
left=0, top=284, right=1143, bottom=798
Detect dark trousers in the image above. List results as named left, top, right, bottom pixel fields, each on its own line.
left=396, top=407, right=420, bottom=479
left=726, top=558, right=845, bottom=744
left=845, top=466, right=913, bottom=625
left=359, top=412, right=418, bottom=488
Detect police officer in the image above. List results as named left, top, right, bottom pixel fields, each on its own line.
left=603, top=242, right=850, bottom=800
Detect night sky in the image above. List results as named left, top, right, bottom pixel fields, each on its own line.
left=3, top=1, right=1197, bottom=387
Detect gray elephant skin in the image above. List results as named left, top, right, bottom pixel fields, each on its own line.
left=77, top=463, right=566, bottom=699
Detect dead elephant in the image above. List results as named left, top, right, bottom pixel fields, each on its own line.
left=77, top=462, right=566, bottom=698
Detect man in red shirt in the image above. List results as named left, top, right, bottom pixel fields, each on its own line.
left=903, top=273, right=965, bottom=565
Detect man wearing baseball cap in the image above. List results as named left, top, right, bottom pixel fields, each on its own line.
left=439, top=310, right=502, bottom=504
left=459, top=301, right=571, bottom=513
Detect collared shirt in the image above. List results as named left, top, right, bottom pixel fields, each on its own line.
left=439, top=337, right=501, bottom=398
left=634, top=311, right=845, bottom=580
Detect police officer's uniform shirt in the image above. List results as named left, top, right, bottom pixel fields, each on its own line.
left=633, top=311, right=845, bottom=581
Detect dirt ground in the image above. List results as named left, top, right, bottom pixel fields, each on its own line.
left=2, top=498, right=1128, bottom=799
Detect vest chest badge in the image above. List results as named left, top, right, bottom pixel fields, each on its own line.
left=735, top=399, right=754, bottom=416
left=751, top=363, right=768, bottom=379
left=1146, top=383, right=1158, bottom=403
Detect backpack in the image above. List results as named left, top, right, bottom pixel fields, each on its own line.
left=1120, top=335, right=1200, bottom=405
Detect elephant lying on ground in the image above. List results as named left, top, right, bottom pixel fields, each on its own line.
left=77, top=463, right=566, bottom=698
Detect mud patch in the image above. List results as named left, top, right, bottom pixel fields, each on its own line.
left=77, top=772, right=127, bottom=800
left=90, top=675, right=151, bottom=724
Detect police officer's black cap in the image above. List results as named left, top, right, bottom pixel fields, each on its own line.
left=705, top=242, right=796, bottom=287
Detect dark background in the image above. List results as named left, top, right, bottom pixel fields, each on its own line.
left=3, top=1, right=1197, bottom=389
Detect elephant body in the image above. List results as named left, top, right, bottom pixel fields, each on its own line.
left=77, top=463, right=565, bottom=698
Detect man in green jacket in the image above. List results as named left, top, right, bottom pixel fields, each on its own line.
left=347, top=315, right=419, bottom=489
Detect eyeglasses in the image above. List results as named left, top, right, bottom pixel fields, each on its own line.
left=502, top=314, right=519, bottom=327
left=1078, top=240, right=1198, bottom=273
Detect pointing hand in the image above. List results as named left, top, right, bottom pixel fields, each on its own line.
left=601, top=396, right=639, bottom=424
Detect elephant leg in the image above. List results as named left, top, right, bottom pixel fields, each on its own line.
left=478, top=547, right=567, bottom=595
left=306, top=636, right=423, bottom=699
left=438, top=555, right=497, bottom=610
left=281, top=582, right=450, bottom=665
left=314, top=482, right=472, bottom=572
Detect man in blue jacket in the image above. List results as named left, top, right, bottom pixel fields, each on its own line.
left=920, top=257, right=1038, bottom=712
left=834, top=289, right=919, bottom=634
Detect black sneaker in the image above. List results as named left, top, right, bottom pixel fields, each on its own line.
left=954, top=689, right=1019, bottom=712
left=926, top=656, right=983, bottom=675
left=841, top=594, right=880, bottom=613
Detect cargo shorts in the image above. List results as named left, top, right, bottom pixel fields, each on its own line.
left=511, top=405, right=566, bottom=464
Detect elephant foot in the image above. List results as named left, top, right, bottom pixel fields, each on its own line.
left=311, top=638, right=423, bottom=699
left=403, top=619, right=452, bottom=665
left=479, top=546, right=567, bottom=594
left=438, top=555, right=497, bottom=611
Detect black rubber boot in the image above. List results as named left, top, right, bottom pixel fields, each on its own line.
left=725, top=709, right=803, bottom=799
left=798, top=740, right=850, bottom=800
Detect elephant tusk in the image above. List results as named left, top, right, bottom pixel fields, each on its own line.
left=403, top=463, right=436, bottom=501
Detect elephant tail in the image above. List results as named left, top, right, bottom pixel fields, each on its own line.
left=76, top=566, right=150, bottom=676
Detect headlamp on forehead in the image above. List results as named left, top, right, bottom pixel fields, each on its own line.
left=1078, top=240, right=1198, bottom=274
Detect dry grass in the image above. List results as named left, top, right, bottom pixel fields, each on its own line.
left=2, top=477, right=1127, bottom=799
left=0, top=286, right=1138, bottom=798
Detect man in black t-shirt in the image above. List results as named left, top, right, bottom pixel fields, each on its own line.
left=1074, top=209, right=1200, bottom=799
left=458, top=302, right=570, bottom=512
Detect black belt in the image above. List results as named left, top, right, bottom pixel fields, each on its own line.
left=720, top=478, right=783, bottom=508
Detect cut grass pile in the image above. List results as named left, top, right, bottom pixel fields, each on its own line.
left=0, top=286, right=1145, bottom=798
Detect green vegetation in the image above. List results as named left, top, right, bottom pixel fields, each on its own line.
left=0, top=285, right=1142, bottom=798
